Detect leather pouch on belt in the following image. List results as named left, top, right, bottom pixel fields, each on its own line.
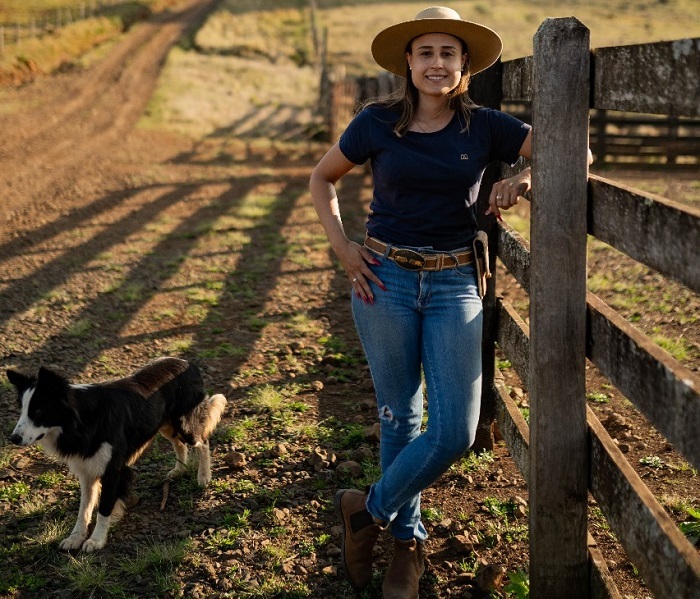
left=472, top=230, right=491, bottom=300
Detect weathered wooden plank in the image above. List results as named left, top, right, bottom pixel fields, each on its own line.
left=493, top=377, right=622, bottom=599
left=588, top=536, right=622, bottom=599
left=592, top=38, right=700, bottom=117
left=589, top=174, right=700, bottom=293
left=496, top=298, right=530, bottom=387
left=530, top=17, right=590, bottom=598
left=494, top=379, right=530, bottom=483
left=587, top=293, right=700, bottom=470
left=502, top=56, right=533, bottom=101
left=497, top=222, right=530, bottom=294
left=496, top=285, right=700, bottom=469
left=589, top=408, right=700, bottom=598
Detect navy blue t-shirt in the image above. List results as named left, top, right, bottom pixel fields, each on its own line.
left=339, top=105, right=531, bottom=250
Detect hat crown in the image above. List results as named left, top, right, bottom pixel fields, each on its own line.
left=371, top=5, right=502, bottom=77
left=415, top=6, right=462, bottom=21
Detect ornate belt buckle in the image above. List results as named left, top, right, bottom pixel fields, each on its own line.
left=392, top=248, right=426, bottom=271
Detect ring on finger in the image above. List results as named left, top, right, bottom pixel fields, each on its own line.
left=496, top=194, right=503, bottom=200
left=352, top=277, right=358, bottom=283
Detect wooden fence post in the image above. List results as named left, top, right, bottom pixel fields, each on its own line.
left=471, top=60, right=504, bottom=452
left=529, top=18, right=590, bottom=598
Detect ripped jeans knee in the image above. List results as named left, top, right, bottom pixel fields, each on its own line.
left=378, top=405, right=398, bottom=428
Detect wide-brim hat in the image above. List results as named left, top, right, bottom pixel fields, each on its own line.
left=371, top=6, right=502, bottom=77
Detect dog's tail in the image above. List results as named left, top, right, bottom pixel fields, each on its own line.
left=182, top=393, right=227, bottom=446
left=202, top=394, right=227, bottom=439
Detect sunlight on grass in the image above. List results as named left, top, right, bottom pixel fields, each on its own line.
left=651, top=333, right=690, bottom=361
left=119, top=538, right=190, bottom=576
left=61, top=555, right=117, bottom=597
left=0, top=481, right=30, bottom=503
left=165, top=337, right=194, bottom=354
left=216, top=417, right=258, bottom=445
left=246, top=387, right=282, bottom=415
left=31, top=518, right=70, bottom=546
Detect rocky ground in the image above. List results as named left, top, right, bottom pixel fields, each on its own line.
left=0, top=1, right=698, bottom=598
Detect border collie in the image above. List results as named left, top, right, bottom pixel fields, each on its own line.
left=7, top=357, right=226, bottom=553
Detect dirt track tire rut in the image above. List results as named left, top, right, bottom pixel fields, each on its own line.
left=0, top=0, right=218, bottom=222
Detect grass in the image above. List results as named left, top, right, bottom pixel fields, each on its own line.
left=586, top=391, right=610, bottom=404
left=0, top=480, right=31, bottom=503
left=453, top=450, right=496, bottom=475
left=504, top=569, right=530, bottom=599
left=639, top=455, right=664, bottom=469
left=44, top=537, right=191, bottom=598
left=311, top=0, right=700, bottom=76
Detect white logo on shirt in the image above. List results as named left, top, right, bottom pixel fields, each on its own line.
left=461, top=154, right=469, bottom=160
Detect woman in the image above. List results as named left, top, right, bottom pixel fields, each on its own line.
left=310, top=7, right=532, bottom=598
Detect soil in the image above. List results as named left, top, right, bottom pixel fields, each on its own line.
left=0, top=2, right=698, bottom=598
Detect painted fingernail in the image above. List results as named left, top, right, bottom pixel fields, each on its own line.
left=379, top=283, right=387, bottom=291
left=372, top=258, right=381, bottom=266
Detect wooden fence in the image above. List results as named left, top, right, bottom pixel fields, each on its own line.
left=327, top=79, right=700, bottom=168
left=504, top=104, right=700, bottom=167
left=325, top=21, right=700, bottom=599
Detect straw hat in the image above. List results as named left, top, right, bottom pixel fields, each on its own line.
left=371, top=6, right=502, bottom=77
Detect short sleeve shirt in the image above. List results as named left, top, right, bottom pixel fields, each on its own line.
left=339, top=105, right=531, bottom=250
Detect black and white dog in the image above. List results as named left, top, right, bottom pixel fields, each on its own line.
left=7, top=357, right=226, bottom=552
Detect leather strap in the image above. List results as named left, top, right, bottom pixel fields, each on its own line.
left=364, top=235, right=474, bottom=272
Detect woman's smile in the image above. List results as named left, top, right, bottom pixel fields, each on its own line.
left=407, top=33, right=466, bottom=95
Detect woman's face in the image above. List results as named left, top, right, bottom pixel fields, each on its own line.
left=407, top=33, right=467, bottom=98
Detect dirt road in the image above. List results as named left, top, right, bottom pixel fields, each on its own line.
left=0, top=0, right=217, bottom=224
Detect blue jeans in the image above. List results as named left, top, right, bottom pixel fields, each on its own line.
left=351, top=247, right=483, bottom=542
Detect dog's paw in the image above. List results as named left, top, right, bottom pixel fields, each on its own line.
left=197, top=469, right=212, bottom=486
left=59, top=533, right=87, bottom=551
left=166, top=465, right=186, bottom=480
left=81, top=537, right=106, bottom=553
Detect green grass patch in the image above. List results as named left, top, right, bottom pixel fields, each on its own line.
left=0, top=481, right=31, bottom=503
left=586, top=391, right=610, bottom=404
left=453, top=450, right=496, bottom=474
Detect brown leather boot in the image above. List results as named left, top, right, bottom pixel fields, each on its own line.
left=382, top=537, right=425, bottom=599
left=334, top=488, right=383, bottom=590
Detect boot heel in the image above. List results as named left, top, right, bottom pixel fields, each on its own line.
left=334, top=488, right=382, bottom=591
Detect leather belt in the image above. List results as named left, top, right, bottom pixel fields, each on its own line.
left=364, top=235, right=474, bottom=272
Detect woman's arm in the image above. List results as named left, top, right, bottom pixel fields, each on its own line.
left=485, top=131, right=593, bottom=218
left=486, top=129, right=532, bottom=218
left=310, top=143, right=385, bottom=300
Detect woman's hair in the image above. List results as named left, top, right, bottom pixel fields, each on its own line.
left=362, top=37, right=478, bottom=136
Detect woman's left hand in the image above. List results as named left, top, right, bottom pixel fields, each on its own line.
left=486, top=168, right=531, bottom=219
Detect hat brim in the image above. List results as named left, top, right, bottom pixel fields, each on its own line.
left=371, top=18, right=502, bottom=77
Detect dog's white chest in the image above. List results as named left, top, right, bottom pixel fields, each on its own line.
left=61, top=442, right=114, bottom=479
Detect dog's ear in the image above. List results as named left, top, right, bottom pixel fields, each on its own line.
left=6, top=369, right=32, bottom=389
left=36, top=368, right=81, bottom=425
left=37, top=367, right=71, bottom=393
left=36, top=367, right=81, bottom=416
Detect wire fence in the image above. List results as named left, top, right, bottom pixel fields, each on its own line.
left=0, top=0, right=127, bottom=53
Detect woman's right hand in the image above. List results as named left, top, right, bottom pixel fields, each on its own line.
left=332, top=238, right=387, bottom=302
